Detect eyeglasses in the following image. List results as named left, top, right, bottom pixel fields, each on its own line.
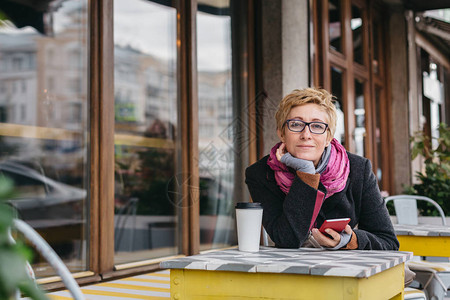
left=285, top=119, right=328, bottom=134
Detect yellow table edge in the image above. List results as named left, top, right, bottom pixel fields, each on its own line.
left=397, top=235, right=450, bottom=257
left=169, top=263, right=405, bottom=300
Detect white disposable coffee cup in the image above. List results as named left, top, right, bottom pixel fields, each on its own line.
left=235, top=202, right=263, bottom=252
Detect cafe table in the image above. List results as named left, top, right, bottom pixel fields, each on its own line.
left=160, top=246, right=412, bottom=300
left=394, top=223, right=450, bottom=257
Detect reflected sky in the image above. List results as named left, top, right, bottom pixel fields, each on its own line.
left=114, top=0, right=231, bottom=71
left=197, top=12, right=231, bottom=71
left=0, top=0, right=232, bottom=71
left=114, top=0, right=176, bottom=61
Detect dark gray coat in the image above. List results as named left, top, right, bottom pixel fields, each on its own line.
left=245, top=152, right=399, bottom=250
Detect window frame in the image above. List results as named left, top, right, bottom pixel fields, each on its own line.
left=313, top=0, right=391, bottom=191
left=38, top=0, right=257, bottom=289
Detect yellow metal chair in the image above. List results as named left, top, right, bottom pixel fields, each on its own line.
left=385, top=195, right=450, bottom=300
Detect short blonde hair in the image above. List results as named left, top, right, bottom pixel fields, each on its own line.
left=275, top=88, right=337, bottom=138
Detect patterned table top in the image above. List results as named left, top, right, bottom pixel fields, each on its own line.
left=160, top=247, right=412, bottom=278
left=394, top=224, right=450, bottom=236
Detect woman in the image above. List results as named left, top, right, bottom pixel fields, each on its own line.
left=245, top=88, right=399, bottom=250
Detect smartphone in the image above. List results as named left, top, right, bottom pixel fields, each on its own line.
left=318, top=218, right=351, bottom=234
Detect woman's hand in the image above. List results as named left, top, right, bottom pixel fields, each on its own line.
left=311, top=225, right=353, bottom=248
left=277, top=143, right=315, bottom=174
left=276, top=143, right=287, bottom=162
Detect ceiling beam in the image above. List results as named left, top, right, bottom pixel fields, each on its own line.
left=416, top=31, right=450, bottom=70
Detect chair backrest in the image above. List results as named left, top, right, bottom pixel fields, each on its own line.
left=261, top=226, right=276, bottom=246
left=384, top=195, right=447, bottom=225
left=262, top=226, right=269, bottom=246
left=13, top=219, right=85, bottom=300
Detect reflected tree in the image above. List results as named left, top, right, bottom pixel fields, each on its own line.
left=115, top=119, right=176, bottom=216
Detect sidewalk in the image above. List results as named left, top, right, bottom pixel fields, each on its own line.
left=47, top=270, right=169, bottom=300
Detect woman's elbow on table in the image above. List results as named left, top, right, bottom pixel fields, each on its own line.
left=353, top=230, right=400, bottom=250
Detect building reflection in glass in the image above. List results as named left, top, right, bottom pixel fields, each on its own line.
left=331, top=66, right=345, bottom=147
left=354, top=78, right=366, bottom=157
left=0, top=0, right=89, bottom=277
left=197, top=1, right=236, bottom=251
left=113, top=0, right=180, bottom=264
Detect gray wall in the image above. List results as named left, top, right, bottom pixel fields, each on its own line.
left=282, top=0, right=310, bottom=95
left=260, top=0, right=310, bottom=156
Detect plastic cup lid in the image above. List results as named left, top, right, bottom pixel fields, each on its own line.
left=235, top=202, right=262, bottom=209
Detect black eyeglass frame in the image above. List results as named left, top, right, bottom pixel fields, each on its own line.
left=284, top=119, right=329, bottom=134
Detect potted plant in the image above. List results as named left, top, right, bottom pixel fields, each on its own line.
left=0, top=177, right=48, bottom=300
left=404, top=123, right=450, bottom=216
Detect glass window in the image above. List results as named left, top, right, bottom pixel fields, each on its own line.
left=372, top=19, right=380, bottom=74
left=354, top=78, right=366, bottom=157
left=0, top=0, right=89, bottom=277
left=68, top=103, right=82, bottom=123
left=21, top=104, right=25, bottom=120
left=423, top=58, right=444, bottom=147
left=113, top=0, right=180, bottom=264
left=351, top=4, right=363, bottom=65
left=0, top=107, right=6, bottom=122
left=197, top=0, right=237, bottom=251
left=328, top=0, right=342, bottom=53
left=21, top=80, right=26, bottom=93
left=331, top=66, right=345, bottom=146
left=374, top=86, right=383, bottom=184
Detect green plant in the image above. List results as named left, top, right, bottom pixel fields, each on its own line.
left=405, top=123, right=450, bottom=216
left=0, top=11, right=7, bottom=22
left=0, top=177, right=48, bottom=300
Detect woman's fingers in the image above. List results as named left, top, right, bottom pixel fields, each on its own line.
left=276, top=143, right=286, bottom=161
left=324, top=228, right=341, bottom=241
left=344, top=225, right=352, bottom=235
left=312, top=228, right=340, bottom=248
left=276, top=149, right=282, bottom=161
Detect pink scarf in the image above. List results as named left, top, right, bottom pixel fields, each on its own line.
left=267, top=138, right=350, bottom=198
